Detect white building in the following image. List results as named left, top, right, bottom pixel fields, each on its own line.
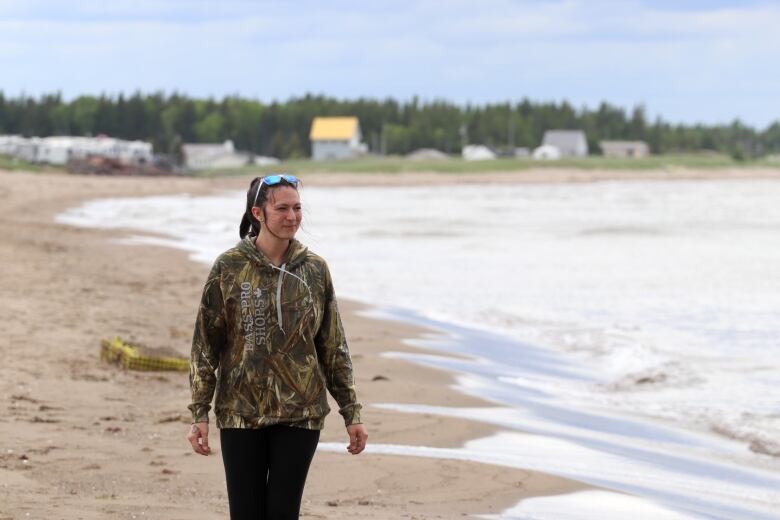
left=462, top=144, right=497, bottom=161
left=181, top=140, right=252, bottom=170
left=542, top=130, right=588, bottom=157
left=0, top=135, right=153, bottom=165
left=600, top=140, right=650, bottom=158
left=532, top=144, right=562, bottom=160
left=406, top=148, right=450, bottom=161
left=309, top=117, right=367, bottom=160
left=0, top=135, right=27, bottom=157
left=254, top=155, right=281, bottom=166
left=0, top=135, right=40, bottom=162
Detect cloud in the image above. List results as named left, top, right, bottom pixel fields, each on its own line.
left=0, top=1, right=778, bottom=127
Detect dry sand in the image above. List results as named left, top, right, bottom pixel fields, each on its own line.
left=4, top=166, right=775, bottom=519
left=0, top=169, right=593, bottom=519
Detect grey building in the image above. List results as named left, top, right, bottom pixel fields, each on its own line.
left=600, top=140, right=650, bottom=158
left=182, top=140, right=251, bottom=170
left=542, top=130, right=589, bottom=157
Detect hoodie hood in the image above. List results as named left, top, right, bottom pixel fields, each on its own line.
left=237, top=236, right=309, bottom=270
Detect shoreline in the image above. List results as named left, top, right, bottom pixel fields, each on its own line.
left=0, top=169, right=586, bottom=519
left=227, top=166, right=780, bottom=187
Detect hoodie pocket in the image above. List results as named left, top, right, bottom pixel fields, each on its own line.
left=269, top=350, right=325, bottom=410
left=216, top=362, right=257, bottom=418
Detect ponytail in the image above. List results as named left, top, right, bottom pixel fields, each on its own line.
left=239, top=177, right=263, bottom=239
left=239, top=212, right=255, bottom=239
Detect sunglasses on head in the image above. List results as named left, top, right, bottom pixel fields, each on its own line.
left=253, top=174, right=299, bottom=206
left=262, top=174, right=298, bottom=186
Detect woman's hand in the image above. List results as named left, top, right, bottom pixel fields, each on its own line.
left=346, top=423, right=368, bottom=455
left=186, top=422, right=212, bottom=456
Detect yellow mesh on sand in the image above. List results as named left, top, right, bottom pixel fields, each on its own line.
left=100, top=337, right=189, bottom=372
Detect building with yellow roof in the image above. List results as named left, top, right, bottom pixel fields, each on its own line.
left=309, top=116, right=367, bottom=160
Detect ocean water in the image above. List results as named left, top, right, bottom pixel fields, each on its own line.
left=57, top=179, right=780, bottom=518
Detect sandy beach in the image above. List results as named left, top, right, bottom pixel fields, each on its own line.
left=3, top=166, right=780, bottom=519
left=0, top=169, right=596, bottom=520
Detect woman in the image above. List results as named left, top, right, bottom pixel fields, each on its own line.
left=186, top=174, right=368, bottom=519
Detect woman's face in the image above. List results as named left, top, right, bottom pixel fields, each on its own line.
left=255, top=186, right=302, bottom=239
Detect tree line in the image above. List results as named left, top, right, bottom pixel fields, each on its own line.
left=0, top=91, right=778, bottom=160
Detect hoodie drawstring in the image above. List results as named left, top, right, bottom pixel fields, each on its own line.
left=275, top=263, right=286, bottom=333
left=268, top=262, right=312, bottom=335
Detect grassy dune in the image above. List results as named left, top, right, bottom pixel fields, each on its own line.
left=0, top=155, right=46, bottom=172
left=197, top=153, right=780, bottom=177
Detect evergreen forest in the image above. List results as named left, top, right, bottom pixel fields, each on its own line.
left=1, top=91, right=778, bottom=161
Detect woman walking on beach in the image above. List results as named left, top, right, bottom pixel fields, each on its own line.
left=186, top=174, right=367, bottom=519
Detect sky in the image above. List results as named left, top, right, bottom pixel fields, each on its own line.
left=1, top=0, right=779, bottom=128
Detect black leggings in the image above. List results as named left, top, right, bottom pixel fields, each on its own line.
left=220, top=425, right=320, bottom=520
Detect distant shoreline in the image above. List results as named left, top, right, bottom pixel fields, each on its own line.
left=199, top=154, right=780, bottom=178
left=5, top=162, right=780, bottom=188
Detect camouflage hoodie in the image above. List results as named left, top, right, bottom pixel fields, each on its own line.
left=188, top=236, right=362, bottom=430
